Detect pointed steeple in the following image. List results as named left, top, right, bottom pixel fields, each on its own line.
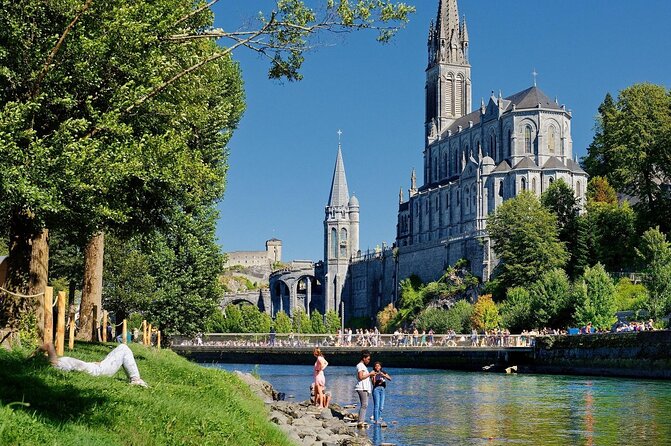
left=436, top=0, right=460, bottom=42
left=328, top=144, right=350, bottom=207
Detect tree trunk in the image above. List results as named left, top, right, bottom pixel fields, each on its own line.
left=29, top=229, right=50, bottom=339
left=77, top=232, right=104, bottom=341
left=2, top=215, right=48, bottom=331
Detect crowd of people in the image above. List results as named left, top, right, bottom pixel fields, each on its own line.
left=174, top=319, right=660, bottom=348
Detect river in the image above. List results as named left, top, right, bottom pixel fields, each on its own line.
left=207, top=363, right=671, bottom=445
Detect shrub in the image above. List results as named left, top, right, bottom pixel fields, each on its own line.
left=376, top=304, right=398, bottom=333
left=614, top=278, right=649, bottom=312
left=500, top=287, right=532, bottom=332
left=470, top=295, right=500, bottom=331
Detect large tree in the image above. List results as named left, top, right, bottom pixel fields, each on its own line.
left=488, top=191, right=569, bottom=290
left=636, top=227, right=671, bottom=320
left=0, top=0, right=414, bottom=334
left=541, top=179, right=581, bottom=277
left=582, top=84, right=671, bottom=231
left=574, top=263, right=617, bottom=330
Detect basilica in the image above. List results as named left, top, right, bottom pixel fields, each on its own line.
left=271, top=0, right=589, bottom=320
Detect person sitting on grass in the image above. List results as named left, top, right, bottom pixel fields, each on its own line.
left=37, top=342, right=148, bottom=387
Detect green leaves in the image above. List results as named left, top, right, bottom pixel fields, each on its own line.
left=636, top=227, right=671, bottom=319
left=488, top=191, right=569, bottom=290
left=583, top=83, right=671, bottom=231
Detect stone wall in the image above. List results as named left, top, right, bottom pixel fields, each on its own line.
left=345, top=235, right=487, bottom=320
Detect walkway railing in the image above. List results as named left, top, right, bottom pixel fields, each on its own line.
left=172, top=333, right=536, bottom=349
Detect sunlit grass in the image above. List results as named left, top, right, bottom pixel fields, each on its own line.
left=0, top=343, right=292, bottom=446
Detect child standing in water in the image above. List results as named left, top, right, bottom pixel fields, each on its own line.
left=372, top=361, right=392, bottom=424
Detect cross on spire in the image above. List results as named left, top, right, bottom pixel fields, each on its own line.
left=337, top=129, right=343, bottom=147
left=532, top=67, right=538, bottom=87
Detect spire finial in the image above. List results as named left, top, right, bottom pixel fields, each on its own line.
left=532, top=67, right=538, bottom=87
left=337, top=129, right=343, bottom=147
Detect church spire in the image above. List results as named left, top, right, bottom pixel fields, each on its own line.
left=327, top=143, right=350, bottom=208
left=428, top=0, right=467, bottom=67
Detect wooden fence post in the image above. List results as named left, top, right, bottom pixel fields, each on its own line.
left=122, top=319, right=127, bottom=345
left=68, top=305, right=76, bottom=351
left=55, top=291, right=66, bottom=356
left=43, top=287, right=54, bottom=345
left=102, top=310, right=108, bottom=343
left=147, top=324, right=152, bottom=346
left=142, top=320, right=147, bottom=345
left=93, top=305, right=100, bottom=342
left=157, top=330, right=161, bottom=350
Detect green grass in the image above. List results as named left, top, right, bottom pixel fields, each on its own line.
left=0, top=343, right=292, bottom=446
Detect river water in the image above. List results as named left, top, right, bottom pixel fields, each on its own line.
left=207, top=363, right=671, bottom=446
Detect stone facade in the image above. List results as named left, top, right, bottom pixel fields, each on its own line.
left=334, top=0, right=588, bottom=322
left=224, top=239, right=283, bottom=269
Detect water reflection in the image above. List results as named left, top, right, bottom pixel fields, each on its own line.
left=206, top=363, right=671, bottom=446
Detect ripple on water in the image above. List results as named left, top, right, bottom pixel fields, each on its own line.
left=207, top=363, right=671, bottom=446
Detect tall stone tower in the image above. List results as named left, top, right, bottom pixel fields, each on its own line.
left=324, top=144, right=359, bottom=317
left=425, top=0, right=471, bottom=139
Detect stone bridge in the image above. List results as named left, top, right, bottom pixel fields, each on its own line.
left=269, top=266, right=324, bottom=316
left=221, top=290, right=271, bottom=313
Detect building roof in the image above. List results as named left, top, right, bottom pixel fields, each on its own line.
left=513, top=156, right=540, bottom=170
left=543, top=156, right=569, bottom=170
left=327, top=146, right=350, bottom=207
left=491, top=160, right=511, bottom=173
left=505, top=86, right=562, bottom=110
left=446, top=108, right=481, bottom=133
left=348, top=195, right=359, bottom=207
left=445, top=86, right=562, bottom=136
left=566, top=158, right=587, bottom=174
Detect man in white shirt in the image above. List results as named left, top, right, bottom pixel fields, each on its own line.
left=39, top=342, right=148, bottom=387
left=354, top=349, right=376, bottom=428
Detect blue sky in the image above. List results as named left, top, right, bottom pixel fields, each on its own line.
left=213, top=0, right=671, bottom=262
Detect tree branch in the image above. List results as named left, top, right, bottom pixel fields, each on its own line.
left=174, top=0, right=221, bottom=28
left=31, top=0, right=94, bottom=99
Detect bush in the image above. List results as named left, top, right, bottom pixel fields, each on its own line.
left=310, top=311, right=326, bottom=334
left=376, top=304, right=398, bottom=333
left=415, top=300, right=473, bottom=333
left=324, top=310, right=342, bottom=333
left=273, top=311, right=292, bottom=333
left=614, top=278, right=649, bottom=311
left=574, top=263, right=617, bottom=329
left=470, top=295, right=500, bottom=331
left=499, top=287, right=532, bottom=332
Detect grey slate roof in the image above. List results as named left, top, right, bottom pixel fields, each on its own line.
left=513, top=157, right=540, bottom=170
left=328, top=146, right=350, bottom=207
left=566, top=158, right=587, bottom=174
left=505, top=86, right=562, bottom=110
left=445, top=86, right=561, bottom=135
left=543, top=156, right=569, bottom=170
left=491, top=160, right=511, bottom=173
left=446, top=109, right=482, bottom=133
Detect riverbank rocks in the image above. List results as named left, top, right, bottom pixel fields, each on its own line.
left=236, top=372, right=371, bottom=446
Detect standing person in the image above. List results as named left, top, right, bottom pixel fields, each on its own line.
left=372, top=361, right=392, bottom=424
left=355, top=350, right=376, bottom=428
left=269, top=326, right=276, bottom=347
left=313, top=347, right=329, bottom=408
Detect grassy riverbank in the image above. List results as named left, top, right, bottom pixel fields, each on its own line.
left=0, top=343, right=292, bottom=446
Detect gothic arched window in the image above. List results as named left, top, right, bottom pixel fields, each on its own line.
left=548, top=126, right=556, bottom=154
left=471, top=184, right=477, bottom=208
left=340, top=228, right=348, bottom=257
left=507, top=129, right=512, bottom=157
left=499, top=180, right=504, bottom=198
left=521, top=177, right=527, bottom=191
left=524, top=125, right=533, bottom=153
left=331, top=228, right=337, bottom=258
left=464, top=187, right=470, bottom=211
left=576, top=180, right=582, bottom=197
left=532, top=177, right=537, bottom=193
